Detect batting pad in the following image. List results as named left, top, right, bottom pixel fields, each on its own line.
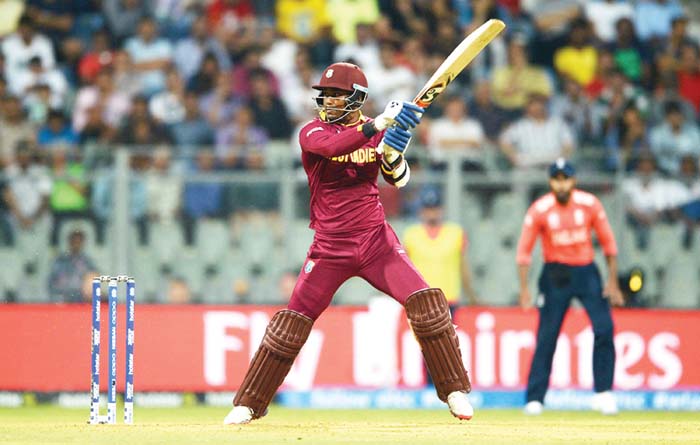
left=405, top=288, right=471, bottom=402
left=233, top=310, right=313, bottom=418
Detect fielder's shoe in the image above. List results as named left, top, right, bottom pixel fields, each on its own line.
left=592, top=391, right=618, bottom=415
left=223, top=406, right=254, bottom=425
left=447, top=391, right=473, bottom=420
left=523, top=400, right=543, bottom=416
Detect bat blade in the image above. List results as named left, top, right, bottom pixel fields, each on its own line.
left=413, top=19, right=506, bottom=108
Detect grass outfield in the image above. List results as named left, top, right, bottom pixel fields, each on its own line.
left=0, top=406, right=698, bottom=444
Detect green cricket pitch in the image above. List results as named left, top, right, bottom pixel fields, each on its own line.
left=1, top=405, right=698, bottom=444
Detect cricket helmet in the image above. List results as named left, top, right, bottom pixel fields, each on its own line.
left=313, top=62, right=369, bottom=123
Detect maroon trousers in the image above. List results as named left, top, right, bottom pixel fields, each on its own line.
left=288, top=222, right=429, bottom=320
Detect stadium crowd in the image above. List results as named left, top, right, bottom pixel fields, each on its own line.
left=0, top=0, right=699, bottom=307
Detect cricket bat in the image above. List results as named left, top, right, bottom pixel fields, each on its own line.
left=413, top=19, right=506, bottom=108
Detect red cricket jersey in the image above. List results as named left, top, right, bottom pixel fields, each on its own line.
left=516, top=190, right=618, bottom=266
left=298, top=115, right=391, bottom=234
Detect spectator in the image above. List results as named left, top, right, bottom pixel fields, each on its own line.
left=167, top=276, right=192, bottom=304
left=91, top=157, right=148, bottom=245
left=675, top=155, right=700, bottom=249
left=326, top=0, right=380, bottom=44
left=173, top=15, right=230, bottom=82
left=655, top=15, right=697, bottom=77
left=78, top=30, right=115, bottom=84
left=676, top=43, right=700, bottom=114
left=103, top=0, right=152, bottom=43
left=334, top=22, right=381, bottom=72
left=402, top=188, right=479, bottom=308
left=145, top=147, right=181, bottom=225
left=24, top=0, right=81, bottom=48
left=123, top=16, right=173, bottom=96
left=554, top=18, right=598, bottom=88
left=79, top=105, right=115, bottom=146
left=148, top=69, right=186, bottom=125
left=522, top=0, right=582, bottom=68
left=206, top=0, right=254, bottom=31
left=634, top=0, right=685, bottom=44
left=426, top=95, right=485, bottom=171
left=0, top=163, right=14, bottom=245
left=11, top=56, right=68, bottom=108
left=595, top=69, right=649, bottom=140
left=1, top=15, right=55, bottom=92
left=584, top=0, right=634, bottom=43
left=364, top=41, right=416, bottom=106
left=48, top=147, right=90, bottom=246
left=456, top=0, right=508, bottom=79
left=23, top=83, right=52, bottom=125
left=0, top=96, right=37, bottom=167
left=231, top=46, right=280, bottom=101
left=111, top=50, right=142, bottom=97
left=171, top=91, right=214, bottom=160
left=47, top=229, right=97, bottom=302
left=37, top=109, right=78, bottom=150
left=249, top=71, right=293, bottom=140
left=215, top=106, right=267, bottom=170
left=491, top=36, right=552, bottom=115
left=606, top=17, right=650, bottom=85
left=499, top=93, right=575, bottom=169
left=468, top=80, right=509, bottom=143
left=187, top=52, right=221, bottom=95
left=622, top=155, right=673, bottom=249
left=118, top=95, right=172, bottom=145
left=276, top=0, right=332, bottom=44
left=3, top=141, right=52, bottom=233
left=279, top=50, right=320, bottom=124
left=604, top=104, right=649, bottom=171
left=73, top=67, right=131, bottom=133
left=550, top=76, right=599, bottom=144
left=182, top=149, right=225, bottom=245
left=649, top=101, right=700, bottom=175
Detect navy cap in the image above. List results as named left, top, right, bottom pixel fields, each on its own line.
left=549, top=158, right=575, bottom=178
left=420, top=188, right=442, bottom=208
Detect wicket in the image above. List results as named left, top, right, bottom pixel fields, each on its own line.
left=89, top=275, right=135, bottom=425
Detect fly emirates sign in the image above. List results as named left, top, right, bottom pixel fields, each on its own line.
left=202, top=298, right=686, bottom=391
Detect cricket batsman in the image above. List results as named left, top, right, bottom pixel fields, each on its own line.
left=516, top=159, right=624, bottom=416
left=224, top=62, right=474, bottom=425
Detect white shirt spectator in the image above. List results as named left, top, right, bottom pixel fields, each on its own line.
left=72, top=87, right=132, bottom=132
left=149, top=92, right=186, bottom=125
left=2, top=32, right=55, bottom=91
left=5, top=163, right=52, bottom=219
left=334, top=41, right=381, bottom=72
left=622, top=175, right=677, bottom=215
left=585, top=0, right=635, bottom=42
left=365, top=64, right=416, bottom=107
left=12, top=68, right=68, bottom=108
left=500, top=116, right=575, bottom=168
left=124, top=36, right=173, bottom=95
left=427, top=115, right=485, bottom=163
left=649, top=122, right=700, bottom=175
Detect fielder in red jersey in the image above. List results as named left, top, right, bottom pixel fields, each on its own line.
left=516, top=159, right=624, bottom=417
left=224, top=62, right=474, bottom=425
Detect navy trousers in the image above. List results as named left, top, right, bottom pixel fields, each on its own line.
left=526, top=262, right=616, bottom=403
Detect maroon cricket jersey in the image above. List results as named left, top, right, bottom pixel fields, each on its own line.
left=298, top=115, right=388, bottom=234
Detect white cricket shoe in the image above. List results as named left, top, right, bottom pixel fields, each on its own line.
left=223, top=406, right=254, bottom=425
left=447, top=391, right=473, bottom=420
left=592, top=391, right=618, bottom=415
left=524, top=401, right=543, bottom=416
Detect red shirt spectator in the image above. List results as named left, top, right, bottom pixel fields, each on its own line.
left=207, top=0, right=254, bottom=28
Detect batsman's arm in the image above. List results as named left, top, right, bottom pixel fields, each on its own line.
left=299, top=122, right=383, bottom=158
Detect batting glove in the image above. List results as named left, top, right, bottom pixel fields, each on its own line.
left=374, top=101, right=424, bottom=131
left=379, top=126, right=412, bottom=164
